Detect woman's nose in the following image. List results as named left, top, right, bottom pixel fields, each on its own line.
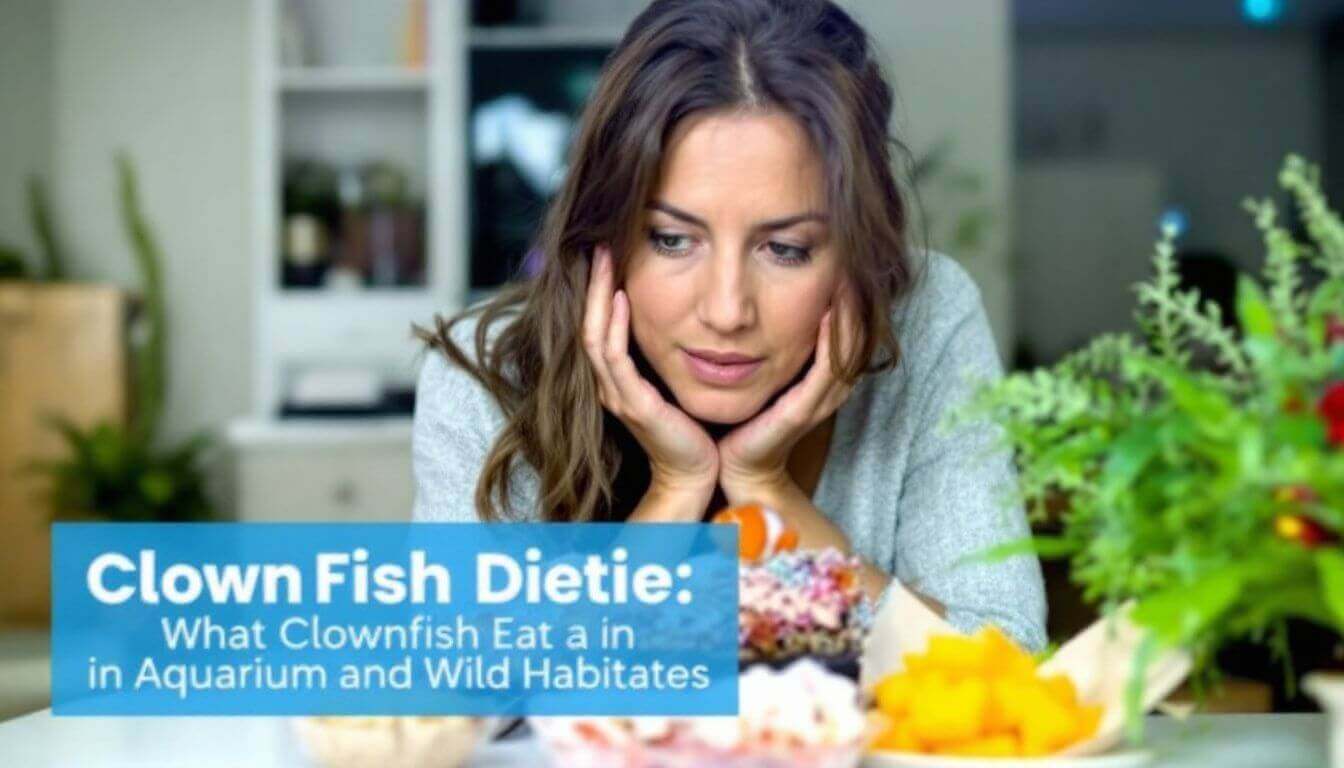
left=696, top=251, right=755, bottom=334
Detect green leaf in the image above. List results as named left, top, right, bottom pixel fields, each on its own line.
left=138, top=471, right=175, bottom=506
left=1270, top=414, right=1328, bottom=447
left=972, top=535, right=1076, bottom=564
left=0, top=243, right=29, bottom=278
left=90, top=425, right=126, bottom=475
left=1307, top=277, right=1344, bottom=320
left=1132, top=567, right=1245, bottom=645
left=1316, top=550, right=1344, bottom=633
left=1237, top=275, right=1275, bottom=339
left=27, top=174, right=64, bottom=281
left=1125, top=632, right=1157, bottom=744
left=1098, top=423, right=1160, bottom=502
left=1235, top=582, right=1334, bottom=630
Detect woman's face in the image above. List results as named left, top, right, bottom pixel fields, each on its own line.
left=623, top=108, right=843, bottom=425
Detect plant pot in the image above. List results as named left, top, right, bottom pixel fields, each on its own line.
left=1305, top=673, right=1344, bottom=768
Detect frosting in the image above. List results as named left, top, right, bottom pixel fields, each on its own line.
left=738, top=549, right=873, bottom=662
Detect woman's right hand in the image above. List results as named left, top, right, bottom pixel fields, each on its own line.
left=583, top=244, right=718, bottom=519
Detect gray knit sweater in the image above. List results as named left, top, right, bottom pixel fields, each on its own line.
left=411, top=251, right=1048, bottom=651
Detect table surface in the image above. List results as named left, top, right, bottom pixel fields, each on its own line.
left=0, top=711, right=1329, bottom=767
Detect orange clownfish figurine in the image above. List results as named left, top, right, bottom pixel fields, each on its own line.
left=711, top=503, right=799, bottom=562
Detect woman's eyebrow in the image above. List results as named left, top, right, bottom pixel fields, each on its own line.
left=648, top=200, right=828, bottom=231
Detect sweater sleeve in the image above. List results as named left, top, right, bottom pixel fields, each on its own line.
left=889, top=266, right=1049, bottom=652
left=411, top=348, right=494, bottom=523
left=411, top=312, right=540, bottom=522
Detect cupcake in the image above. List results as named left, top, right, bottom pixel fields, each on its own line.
left=737, top=548, right=873, bottom=673
left=710, top=504, right=874, bottom=675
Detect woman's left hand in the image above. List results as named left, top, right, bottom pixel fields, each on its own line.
left=718, top=284, right=859, bottom=503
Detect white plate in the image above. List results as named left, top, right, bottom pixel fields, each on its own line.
left=863, top=749, right=1152, bottom=768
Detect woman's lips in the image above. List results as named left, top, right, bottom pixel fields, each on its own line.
left=681, top=348, right=764, bottom=385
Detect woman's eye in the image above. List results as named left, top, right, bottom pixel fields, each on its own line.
left=649, top=230, right=693, bottom=256
left=766, top=240, right=812, bottom=265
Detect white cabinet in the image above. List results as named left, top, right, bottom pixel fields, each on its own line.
left=228, top=420, right=413, bottom=522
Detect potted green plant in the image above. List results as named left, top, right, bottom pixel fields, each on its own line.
left=32, top=153, right=214, bottom=522
left=967, top=155, right=1344, bottom=750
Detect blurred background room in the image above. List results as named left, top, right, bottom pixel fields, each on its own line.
left=0, top=0, right=1341, bottom=720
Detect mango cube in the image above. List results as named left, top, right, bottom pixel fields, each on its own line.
left=936, top=734, right=1019, bottom=757
left=1017, top=685, right=1081, bottom=756
left=908, top=675, right=988, bottom=746
left=874, top=672, right=917, bottom=718
left=924, top=632, right=991, bottom=676
left=872, top=719, right=924, bottom=753
left=1042, top=674, right=1079, bottom=707
left=866, top=625, right=1104, bottom=758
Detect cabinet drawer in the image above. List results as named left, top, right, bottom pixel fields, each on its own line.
left=232, top=442, right=413, bottom=522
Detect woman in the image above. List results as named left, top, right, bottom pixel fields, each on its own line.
left=413, top=0, right=1046, bottom=650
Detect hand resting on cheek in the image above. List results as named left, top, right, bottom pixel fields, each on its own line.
left=582, top=244, right=720, bottom=521
left=584, top=245, right=861, bottom=522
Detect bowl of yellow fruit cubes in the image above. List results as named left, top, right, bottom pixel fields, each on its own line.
left=858, top=585, right=1192, bottom=767
left=865, top=627, right=1109, bottom=763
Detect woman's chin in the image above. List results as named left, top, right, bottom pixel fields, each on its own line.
left=677, top=390, right=766, bottom=426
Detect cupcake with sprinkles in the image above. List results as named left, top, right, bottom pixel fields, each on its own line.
left=712, top=505, right=874, bottom=675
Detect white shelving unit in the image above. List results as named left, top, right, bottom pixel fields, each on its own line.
left=249, top=0, right=469, bottom=424
left=231, top=0, right=636, bottom=521
left=246, top=1, right=637, bottom=426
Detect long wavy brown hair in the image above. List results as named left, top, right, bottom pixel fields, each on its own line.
left=417, top=0, right=919, bottom=522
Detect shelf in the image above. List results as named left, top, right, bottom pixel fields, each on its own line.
left=469, top=25, right=625, bottom=49
left=278, top=284, right=429, bottom=295
left=227, top=417, right=412, bottom=448
left=270, top=286, right=435, bottom=303
left=278, top=67, right=429, bottom=92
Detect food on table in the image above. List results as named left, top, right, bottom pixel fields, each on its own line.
left=710, top=504, right=871, bottom=670
left=712, top=503, right=799, bottom=562
left=867, top=626, right=1103, bottom=757
left=532, top=658, right=868, bottom=768
left=738, top=547, right=873, bottom=668
left=291, top=716, right=488, bottom=768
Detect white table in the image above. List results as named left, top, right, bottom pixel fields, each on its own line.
left=0, top=711, right=1329, bottom=767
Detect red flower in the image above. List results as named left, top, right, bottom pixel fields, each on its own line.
left=1327, top=315, right=1344, bottom=346
left=1322, top=382, right=1344, bottom=447
left=1276, top=514, right=1336, bottom=547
